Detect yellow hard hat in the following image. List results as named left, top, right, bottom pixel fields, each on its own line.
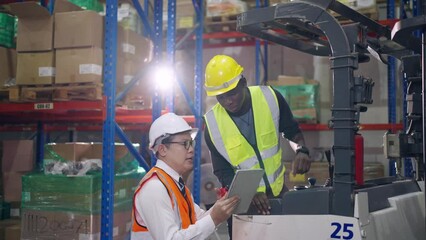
left=204, top=55, right=244, bottom=96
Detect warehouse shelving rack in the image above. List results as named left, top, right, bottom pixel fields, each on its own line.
left=0, top=0, right=204, bottom=238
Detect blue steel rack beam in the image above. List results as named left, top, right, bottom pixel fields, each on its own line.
left=164, top=0, right=203, bottom=202
left=150, top=0, right=164, bottom=166
left=192, top=0, right=204, bottom=204
left=101, top=0, right=118, bottom=239
left=166, top=0, right=176, bottom=112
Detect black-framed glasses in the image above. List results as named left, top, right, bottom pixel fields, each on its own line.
left=163, top=140, right=195, bottom=150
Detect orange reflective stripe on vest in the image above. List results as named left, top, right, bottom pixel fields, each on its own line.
left=132, top=167, right=196, bottom=233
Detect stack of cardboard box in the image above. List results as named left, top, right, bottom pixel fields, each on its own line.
left=10, top=1, right=81, bottom=86
left=163, top=0, right=197, bottom=30
left=0, top=140, right=34, bottom=240
left=54, top=4, right=104, bottom=84
left=1, top=140, right=34, bottom=219
left=8, top=0, right=153, bottom=103
left=206, top=0, right=248, bottom=18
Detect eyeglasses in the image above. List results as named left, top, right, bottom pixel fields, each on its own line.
left=163, top=140, right=195, bottom=150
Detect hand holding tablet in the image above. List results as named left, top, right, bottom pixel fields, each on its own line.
left=227, top=169, right=264, bottom=214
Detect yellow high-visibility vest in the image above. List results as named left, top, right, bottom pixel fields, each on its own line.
left=205, top=86, right=285, bottom=196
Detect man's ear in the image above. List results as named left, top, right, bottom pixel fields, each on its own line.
left=157, top=144, right=168, bottom=158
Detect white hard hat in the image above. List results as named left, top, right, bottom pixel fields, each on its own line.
left=149, top=113, right=198, bottom=152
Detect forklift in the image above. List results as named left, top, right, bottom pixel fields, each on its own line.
left=233, top=1, right=425, bottom=239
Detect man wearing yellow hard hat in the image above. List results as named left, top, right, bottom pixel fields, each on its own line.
left=203, top=55, right=311, bottom=239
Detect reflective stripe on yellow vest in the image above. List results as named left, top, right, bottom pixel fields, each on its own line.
left=204, top=86, right=285, bottom=196
left=132, top=167, right=196, bottom=234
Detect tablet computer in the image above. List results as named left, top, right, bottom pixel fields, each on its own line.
left=227, top=169, right=264, bottom=214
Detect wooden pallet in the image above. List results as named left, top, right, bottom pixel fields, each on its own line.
left=18, top=83, right=103, bottom=102
left=20, top=85, right=55, bottom=102
left=205, top=14, right=238, bottom=23
left=0, top=87, right=20, bottom=102
left=204, top=14, right=238, bottom=32
left=53, top=83, right=103, bottom=101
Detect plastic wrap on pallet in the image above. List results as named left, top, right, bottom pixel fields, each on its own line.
left=21, top=171, right=144, bottom=213
left=43, top=142, right=140, bottom=175
left=68, top=0, right=104, bottom=12
left=272, top=84, right=319, bottom=122
left=0, top=13, right=16, bottom=49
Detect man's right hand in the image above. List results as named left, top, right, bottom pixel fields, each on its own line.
left=210, top=194, right=240, bottom=226
left=252, top=192, right=270, bottom=215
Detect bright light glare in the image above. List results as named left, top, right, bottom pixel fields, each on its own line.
left=153, top=65, right=175, bottom=92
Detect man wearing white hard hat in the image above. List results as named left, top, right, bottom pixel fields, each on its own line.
left=131, top=113, right=239, bottom=240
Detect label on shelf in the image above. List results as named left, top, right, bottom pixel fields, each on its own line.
left=10, top=208, right=20, bottom=217
left=118, top=4, right=131, bottom=21
left=122, top=43, right=136, bottom=55
left=34, top=103, right=54, bottom=110
left=39, top=67, right=56, bottom=77
left=79, top=64, right=102, bottom=75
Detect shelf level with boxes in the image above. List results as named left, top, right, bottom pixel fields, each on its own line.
left=0, top=0, right=159, bottom=239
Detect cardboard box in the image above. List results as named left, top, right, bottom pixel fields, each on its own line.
left=206, top=0, right=248, bottom=17
left=269, top=75, right=305, bottom=86
left=16, top=51, right=55, bottom=85
left=116, top=57, right=148, bottom=89
left=115, top=28, right=152, bottom=89
left=55, top=47, right=103, bottom=84
left=117, top=26, right=153, bottom=62
left=4, top=224, right=20, bottom=240
left=291, top=108, right=318, bottom=122
left=2, top=171, right=26, bottom=202
left=9, top=0, right=81, bottom=52
left=21, top=209, right=132, bottom=240
left=0, top=47, right=16, bottom=88
left=163, top=1, right=196, bottom=29
left=2, top=140, right=34, bottom=172
left=54, top=10, right=104, bottom=49
left=0, top=219, right=21, bottom=240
